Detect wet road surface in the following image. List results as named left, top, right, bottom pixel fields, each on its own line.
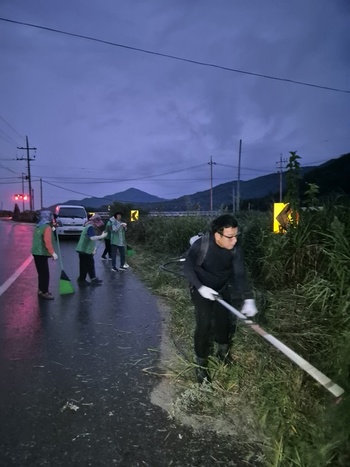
left=0, top=220, right=257, bottom=466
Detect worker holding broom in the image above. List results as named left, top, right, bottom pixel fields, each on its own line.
left=31, top=210, right=58, bottom=300
left=76, top=214, right=107, bottom=286
left=183, top=214, right=259, bottom=384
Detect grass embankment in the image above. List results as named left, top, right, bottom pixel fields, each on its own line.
left=126, top=208, right=350, bottom=467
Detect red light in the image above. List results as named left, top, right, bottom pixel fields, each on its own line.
left=14, top=193, right=29, bottom=201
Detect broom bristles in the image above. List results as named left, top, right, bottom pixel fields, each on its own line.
left=59, top=270, right=75, bottom=294
left=60, top=279, right=75, bottom=295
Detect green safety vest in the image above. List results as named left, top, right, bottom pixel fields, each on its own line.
left=31, top=224, right=53, bottom=256
left=110, top=222, right=126, bottom=246
left=76, top=225, right=95, bottom=254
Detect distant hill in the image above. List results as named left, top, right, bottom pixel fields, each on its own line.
left=51, top=170, right=307, bottom=211
left=55, top=188, right=167, bottom=209
left=51, top=153, right=350, bottom=211
left=141, top=153, right=350, bottom=211
left=138, top=166, right=317, bottom=211
left=302, top=153, right=350, bottom=197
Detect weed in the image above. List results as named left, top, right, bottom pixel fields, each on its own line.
left=126, top=207, right=350, bottom=466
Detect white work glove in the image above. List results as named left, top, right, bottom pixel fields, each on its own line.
left=91, top=232, right=108, bottom=241
left=52, top=252, right=58, bottom=261
left=92, top=247, right=97, bottom=255
left=241, top=299, right=258, bottom=318
left=198, top=285, right=218, bottom=301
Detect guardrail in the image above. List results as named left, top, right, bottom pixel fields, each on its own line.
left=89, top=211, right=219, bottom=219
left=148, top=211, right=219, bottom=217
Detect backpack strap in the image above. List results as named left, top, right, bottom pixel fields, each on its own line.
left=196, top=232, right=210, bottom=267
left=195, top=231, right=236, bottom=267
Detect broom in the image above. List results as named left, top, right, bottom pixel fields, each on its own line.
left=126, top=244, right=136, bottom=257
left=55, top=232, right=75, bottom=295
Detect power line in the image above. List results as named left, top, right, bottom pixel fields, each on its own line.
left=216, top=162, right=273, bottom=174
left=0, top=128, right=20, bottom=146
left=29, top=163, right=273, bottom=184
left=1, top=17, right=349, bottom=94
left=120, top=163, right=208, bottom=181
left=0, top=164, right=20, bottom=175
left=42, top=180, right=121, bottom=202
left=0, top=115, right=24, bottom=140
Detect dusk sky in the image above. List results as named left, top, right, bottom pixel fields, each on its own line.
left=1, top=0, right=349, bottom=211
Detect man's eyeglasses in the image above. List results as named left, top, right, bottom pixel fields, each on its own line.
left=218, top=231, right=240, bottom=239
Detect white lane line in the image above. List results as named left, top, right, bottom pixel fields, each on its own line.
left=0, top=255, right=33, bottom=297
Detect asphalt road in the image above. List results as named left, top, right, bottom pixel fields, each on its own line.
left=0, top=220, right=258, bottom=467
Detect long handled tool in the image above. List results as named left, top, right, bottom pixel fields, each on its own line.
left=215, top=296, right=344, bottom=398
left=160, top=257, right=344, bottom=398
left=55, top=233, right=75, bottom=295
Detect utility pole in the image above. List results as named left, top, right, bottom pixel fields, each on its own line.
left=276, top=154, right=288, bottom=202
left=17, top=136, right=36, bottom=211
left=236, top=139, right=242, bottom=212
left=21, top=173, right=29, bottom=211
left=208, top=156, right=216, bottom=213
left=40, top=178, right=43, bottom=209
left=21, top=174, right=25, bottom=211
left=232, top=185, right=235, bottom=214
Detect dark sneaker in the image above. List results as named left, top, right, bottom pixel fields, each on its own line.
left=216, top=344, right=234, bottom=365
left=195, top=358, right=211, bottom=384
left=101, top=256, right=107, bottom=260
left=41, top=292, right=54, bottom=300
left=38, top=290, right=43, bottom=296
left=119, top=266, right=127, bottom=271
left=195, top=366, right=211, bottom=384
left=111, top=267, right=118, bottom=272
left=77, top=280, right=91, bottom=286
left=91, top=278, right=103, bottom=286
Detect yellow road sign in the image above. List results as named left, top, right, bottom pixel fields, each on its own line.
left=273, top=203, right=292, bottom=233
left=130, top=210, right=139, bottom=222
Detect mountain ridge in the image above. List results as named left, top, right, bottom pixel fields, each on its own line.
left=54, top=187, right=167, bottom=209
left=50, top=153, right=350, bottom=211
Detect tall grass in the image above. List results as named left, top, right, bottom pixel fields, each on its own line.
left=127, top=204, right=350, bottom=466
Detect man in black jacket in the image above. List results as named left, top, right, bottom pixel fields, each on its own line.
left=183, top=214, right=258, bottom=383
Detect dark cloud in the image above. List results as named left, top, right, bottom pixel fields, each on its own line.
left=0, top=0, right=349, bottom=209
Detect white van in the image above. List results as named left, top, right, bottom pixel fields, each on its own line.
left=55, top=205, right=88, bottom=237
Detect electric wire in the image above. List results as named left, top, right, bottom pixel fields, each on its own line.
left=0, top=115, right=25, bottom=141
left=1, top=17, right=349, bottom=94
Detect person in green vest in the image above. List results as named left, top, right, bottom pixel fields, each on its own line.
left=31, top=210, right=58, bottom=300
left=76, top=214, right=107, bottom=286
left=110, top=211, right=128, bottom=272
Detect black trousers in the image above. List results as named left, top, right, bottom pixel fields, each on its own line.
left=78, top=253, right=96, bottom=281
left=190, top=286, right=238, bottom=359
left=33, top=255, right=50, bottom=294
left=102, top=238, right=111, bottom=258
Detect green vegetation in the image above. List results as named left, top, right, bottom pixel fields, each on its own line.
left=126, top=202, right=350, bottom=466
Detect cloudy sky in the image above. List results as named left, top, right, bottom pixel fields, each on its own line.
left=1, top=0, right=349, bottom=210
